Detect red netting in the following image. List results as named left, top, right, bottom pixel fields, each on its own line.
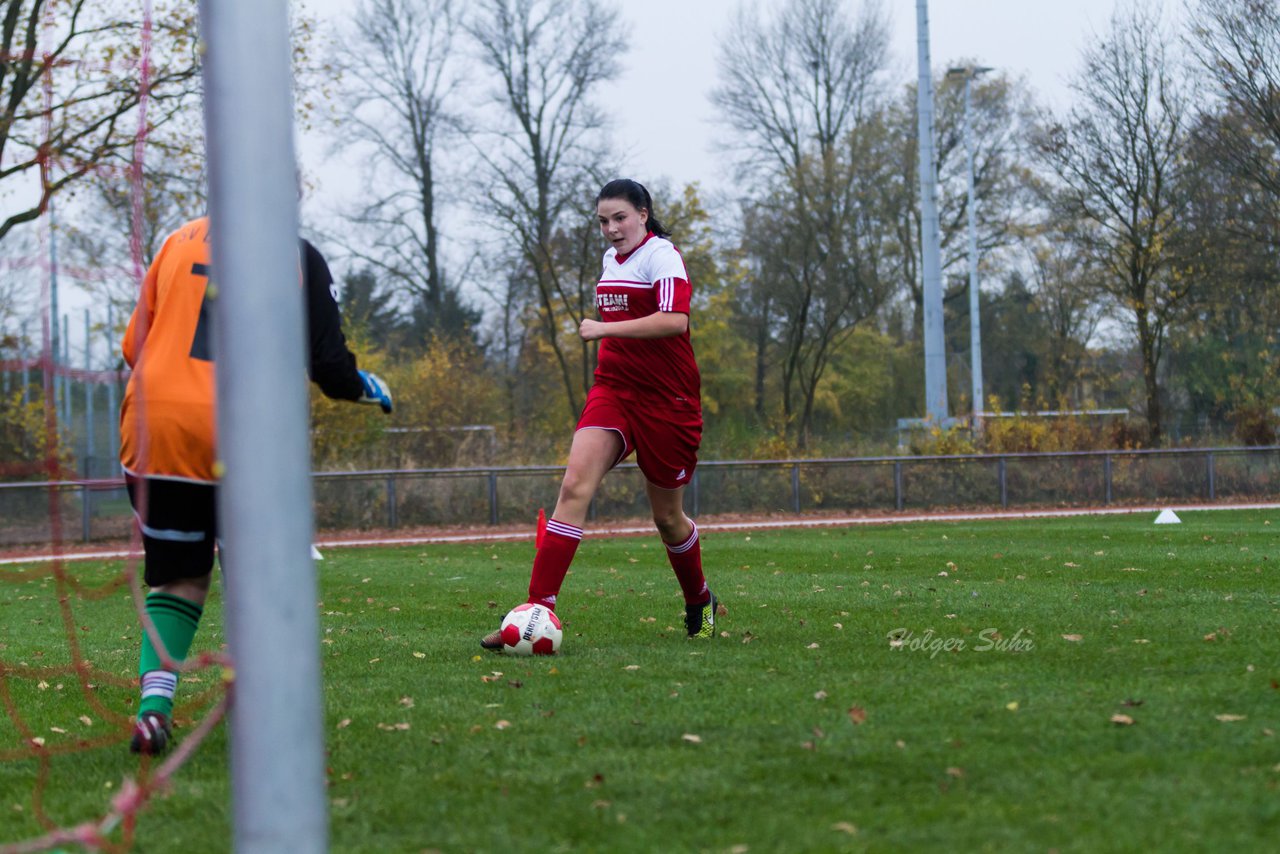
left=1, top=4, right=231, bottom=851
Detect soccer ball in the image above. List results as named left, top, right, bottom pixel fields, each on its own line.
left=499, top=603, right=563, bottom=656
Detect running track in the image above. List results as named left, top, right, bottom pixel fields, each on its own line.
left=2, top=501, right=1276, bottom=566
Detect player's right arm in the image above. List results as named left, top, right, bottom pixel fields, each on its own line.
left=580, top=311, right=688, bottom=341
left=122, top=244, right=164, bottom=368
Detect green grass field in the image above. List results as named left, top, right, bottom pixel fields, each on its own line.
left=1, top=509, right=1278, bottom=852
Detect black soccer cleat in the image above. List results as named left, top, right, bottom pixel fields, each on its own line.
left=480, top=628, right=503, bottom=650
left=129, top=711, right=172, bottom=756
left=685, top=590, right=720, bottom=638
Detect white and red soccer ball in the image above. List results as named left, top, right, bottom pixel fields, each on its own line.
left=499, top=603, right=563, bottom=656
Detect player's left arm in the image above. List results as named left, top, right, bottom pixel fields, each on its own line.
left=301, top=239, right=367, bottom=402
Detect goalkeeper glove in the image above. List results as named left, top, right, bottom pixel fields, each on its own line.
left=357, top=370, right=393, bottom=414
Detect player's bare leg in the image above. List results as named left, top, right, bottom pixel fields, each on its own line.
left=481, top=428, right=624, bottom=649
left=647, top=482, right=719, bottom=638
left=549, top=427, right=626, bottom=527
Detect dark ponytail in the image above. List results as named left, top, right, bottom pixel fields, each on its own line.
left=596, top=179, right=670, bottom=239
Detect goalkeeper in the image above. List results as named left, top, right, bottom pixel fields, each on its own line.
left=118, top=215, right=392, bottom=755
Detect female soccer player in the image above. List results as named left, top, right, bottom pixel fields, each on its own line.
left=482, top=179, right=720, bottom=648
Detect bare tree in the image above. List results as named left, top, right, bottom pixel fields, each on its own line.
left=1186, top=0, right=1280, bottom=209
left=57, top=156, right=205, bottom=334
left=1037, top=4, right=1191, bottom=443
left=332, top=0, right=473, bottom=339
left=712, top=0, right=897, bottom=444
left=467, top=0, right=625, bottom=420
left=1023, top=223, right=1107, bottom=403
left=0, top=0, right=200, bottom=245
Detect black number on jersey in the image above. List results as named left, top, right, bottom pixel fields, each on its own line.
left=189, top=262, right=214, bottom=362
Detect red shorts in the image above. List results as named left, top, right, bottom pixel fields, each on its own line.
left=577, top=383, right=702, bottom=490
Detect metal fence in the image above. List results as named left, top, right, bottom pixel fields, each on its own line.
left=2, top=446, right=1277, bottom=547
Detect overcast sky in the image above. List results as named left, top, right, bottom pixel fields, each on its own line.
left=298, top=0, right=1166, bottom=208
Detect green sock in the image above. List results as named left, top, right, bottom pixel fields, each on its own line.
left=138, top=592, right=203, bottom=719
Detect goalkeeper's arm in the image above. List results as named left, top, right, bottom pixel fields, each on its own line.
left=301, top=239, right=392, bottom=413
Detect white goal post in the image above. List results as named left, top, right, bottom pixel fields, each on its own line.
left=199, top=0, right=328, bottom=850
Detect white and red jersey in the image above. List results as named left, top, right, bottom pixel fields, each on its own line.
left=593, top=232, right=701, bottom=410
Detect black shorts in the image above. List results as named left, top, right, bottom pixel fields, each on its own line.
left=125, top=475, right=218, bottom=587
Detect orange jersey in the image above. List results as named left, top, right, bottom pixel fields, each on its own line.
left=120, top=218, right=218, bottom=482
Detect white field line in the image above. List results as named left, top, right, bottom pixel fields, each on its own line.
left=2, top=502, right=1276, bottom=567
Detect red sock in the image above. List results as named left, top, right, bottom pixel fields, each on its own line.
left=665, top=521, right=708, bottom=605
left=527, top=518, right=582, bottom=610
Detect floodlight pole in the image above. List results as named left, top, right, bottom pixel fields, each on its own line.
left=84, top=309, right=94, bottom=476
left=915, top=0, right=949, bottom=425
left=106, top=304, right=118, bottom=474
left=198, top=1, right=328, bottom=852
left=947, top=65, right=993, bottom=429
left=49, top=197, right=60, bottom=425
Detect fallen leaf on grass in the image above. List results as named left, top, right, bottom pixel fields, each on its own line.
left=376, top=722, right=410, bottom=731
left=1006, top=702, right=1019, bottom=712
left=398, top=697, right=414, bottom=708
left=50, top=727, right=65, bottom=734
left=494, top=720, right=511, bottom=730
left=1110, top=714, right=1135, bottom=726
left=681, top=733, right=702, bottom=744
left=1062, top=634, right=1083, bottom=642
left=78, top=716, right=92, bottom=727
left=814, top=690, right=828, bottom=700
left=946, top=766, right=965, bottom=778
left=413, top=652, right=426, bottom=659
left=337, top=719, right=351, bottom=729
left=831, top=822, right=858, bottom=835
left=848, top=706, right=867, bottom=725
left=1215, top=714, right=1246, bottom=722
left=807, top=643, right=820, bottom=649
left=623, top=665, right=641, bottom=671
